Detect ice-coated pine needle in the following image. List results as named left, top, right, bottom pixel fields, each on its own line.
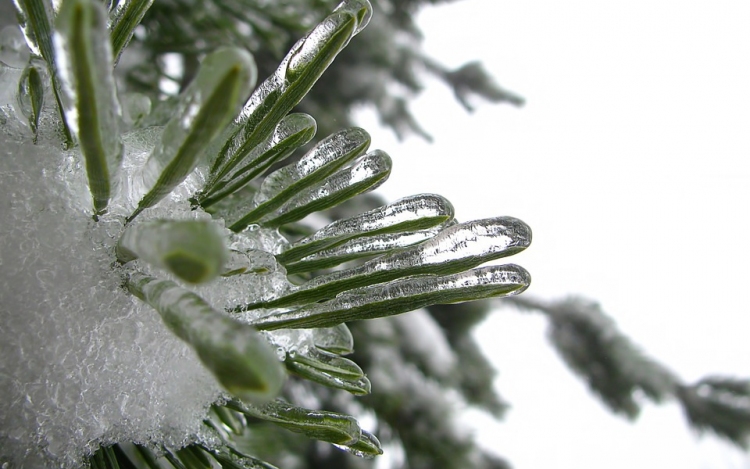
left=226, top=399, right=362, bottom=446
left=175, top=446, right=213, bottom=468
left=117, top=220, right=228, bottom=284
left=126, top=273, right=286, bottom=404
left=55, top=0, right=123, bottom=216
left=252, top=264, right=531, bottom=330
left=286, top=359, right=371, bottom=395
left=334, top=429, right=383, bottom=459
left=12, top=0, right=55, bottom=60
left=17, top=60, right=45, bottom=142
left=205, top=0, right=372, bottom=186
left=244, top=216, right=531, bottom=309
left=199, top=113, right=317, bottom=207
left=128, top=47, right=256, bottom=222
left=278, top=193, right=454, bottom=264
left=228, top=127, right=371, bottom=230
left=12, top=0, right=75, bottom=146
left=288, top=348, right=364, bottom=379
left=285, top=347, right=370, bottom=394
left=254, top=150, right=393, bottom=229
left=107, top=0, right=154, bottom=64
left=283, top=227, right=444, bottom=274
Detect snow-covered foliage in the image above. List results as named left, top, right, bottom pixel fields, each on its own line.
left=0, top=1, right=531, bottom=467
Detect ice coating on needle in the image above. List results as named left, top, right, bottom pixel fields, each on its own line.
left=117, top=220, right=229, bottom=284
left=227, top=126, right=371, bottom=231
left=332, top=0, right=373, bottom=35
left=311, top=324, right=355, bottom=355
left=54, top=0, right=124, bottom=214
left=205, top=0, right=372, bottom=185
left=285, top=349, right=372, bottom=396
left=255, top=127, right=370, bottom=207
left=245, top=216, right=531, bottom=309
left=227, top=399, right=363, bottom=446
left=126, top=273, right=286, bottom=404
left=284, top=227, right=445, bottom=274
left=131, top=47, right=256, bottom=220
left=12, top=0, right=55, bottom=59
left=201, top=113, right=317, bottom=204
left=17, top=59, right=47, bottom=139
left=252, top=264, right=531, bottom=330
left=106, top=0, right=156, bottom=62
left=257, top=150, right=393, bottom=228
left=279, top=193, right=454, bottom=264
left=334, top=429, right=383, bottom=459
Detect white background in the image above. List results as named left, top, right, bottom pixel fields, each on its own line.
left=358, top=1, right=750, bottom=467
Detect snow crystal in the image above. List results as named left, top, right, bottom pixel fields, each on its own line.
left=0, top=136, right=226, bottom=467
left=0, top=90, right=291, bottom=468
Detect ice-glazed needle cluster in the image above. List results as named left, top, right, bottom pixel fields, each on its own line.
left=0, top=0, right=531, bottom=467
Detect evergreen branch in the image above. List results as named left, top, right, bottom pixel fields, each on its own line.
left=677, top=377, right=750, bottom=448
left=507, top=295, right=750, bottom=448
left=508, top=296, right=680, bottom=417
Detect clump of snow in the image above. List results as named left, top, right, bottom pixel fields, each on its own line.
left=0, top=134, right=225, bottom=467
left=0, top=82, right=291, bottom=468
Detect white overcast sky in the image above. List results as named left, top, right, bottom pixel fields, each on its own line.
left=358, top=1, right=750, bottom=468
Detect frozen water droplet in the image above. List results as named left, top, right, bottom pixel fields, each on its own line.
left=312, top=324, right=354, bottom=355
left=333, top=0, right=373, bottom=35
left=333, top=429, right=383, bottom=459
